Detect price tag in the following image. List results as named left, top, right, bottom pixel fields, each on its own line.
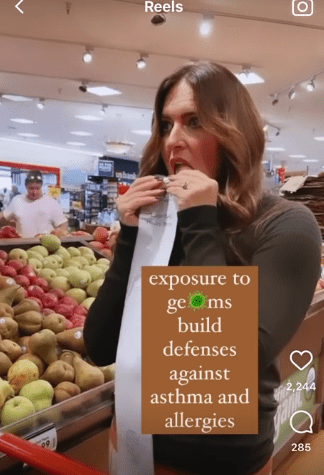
left=26, top=423, right=57, bottom=451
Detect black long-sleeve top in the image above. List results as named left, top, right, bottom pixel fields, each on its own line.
left=84, top=194, right=322, bottom=475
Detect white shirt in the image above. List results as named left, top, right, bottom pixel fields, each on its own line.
left=4, top=194, right=67, bottom=238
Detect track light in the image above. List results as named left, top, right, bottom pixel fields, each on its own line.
left=37, top=99, right=45, bottom=110
left=199, top=14, right=214, bottom=37
left=306, top=79, right=315, bottom=91
left=272, top=94, right=279, bottom=106
left=79, top=81, right=88, bottom=93
left=288, top=87, right=296, bottom=100
left=276, top=128, right=281, bottom=137
left=82, top=49, right=93, bottom=63
left=151, top=13, right=166, bottom=25
left=137, top=55, right=147, bottom=69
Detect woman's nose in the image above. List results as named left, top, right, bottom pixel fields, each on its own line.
left=167, top=123, right=186, bottom=149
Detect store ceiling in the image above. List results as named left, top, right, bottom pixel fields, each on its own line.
left=0, top=0, right=324, bottom=174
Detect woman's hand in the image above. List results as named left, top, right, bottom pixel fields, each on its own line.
left=165, top=170, right=218, bottom=211
left=116, top=176, right=166, bottom=226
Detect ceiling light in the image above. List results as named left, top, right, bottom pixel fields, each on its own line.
left=289, top=155, right=306, bottom=158
left=199, top=14, right=214, bottom=37
left=75, top=115, right=104, bottom=121
left=70, top=131, right=93, bottom=136
left=303, top=159, right=319, bottom=163
left=276, top=129, right=281, bottom=137
left=272, top=95, right=279, bottom=106
left=314, top=136, right=324, bottom=141
left=131, top=130, right=151, bottom=135
left=236, top=68, right=265, bottom=85
left=2, top=95, right=33, bottom=102
left=0, top=137, right=101, bottom=156
left=10, top=118, right=35, bottom=124
left=266, top=147, right=285, bottom=151
left=67, top=142, right=86, bottom=146
left=104, top=141, right=134, bottom=154
left=17, top=133, right=39, bottom=138
left=151, top=13, right=166, bottom=25
left=82, top=49, right=93, bottom=63
left=37, top=99, right=45, bottom=110
left=288, top=87, right=296, bottom=100
left=137, top=56, right=147, bottom=70
left=86, top=86, right=121, bottom=96
left=306, top=79, right=315, bottom=91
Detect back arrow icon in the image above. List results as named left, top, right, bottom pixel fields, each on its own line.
left=15, top=0, right=24, bottom=14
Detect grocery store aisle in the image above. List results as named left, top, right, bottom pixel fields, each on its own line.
left=273, top=431, right=324, bottom=475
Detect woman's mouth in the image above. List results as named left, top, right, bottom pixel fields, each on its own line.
left=173, top=162, right=192, bottom=174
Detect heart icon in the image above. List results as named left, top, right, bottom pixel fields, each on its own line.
left=290, top=350, right=313, bottom=371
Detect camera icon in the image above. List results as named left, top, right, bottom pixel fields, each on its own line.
left=292, top=0, right=313, bottom=16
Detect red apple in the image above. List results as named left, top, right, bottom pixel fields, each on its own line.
left=93, top=226, right=109, bottom=244
left=15, top=275, right=30, bottom=288
left=88, top=241, right=105, bottom=250
left=55, top=304, right=75, bottom=319
left=28, top=296, right=43, bottom=308
left=32, top=277, right=50, bottom=292
left=19, top=265, right=37, bottom=280
left=74, top=305, right=87, bottom=316
left=60, top=296, right=78, bottom=308
left=41, top=293, right=59, bottom=310
left=70, top=315, right=86, bottom=328
left=27, top=285, right=45, bottom=300
left=1, top=265, right=17, bottom=278
left=0, top=258, right=6, bottom=269
left=100, top=248, right=112, bottom=259
left=49, top=288, right=65, bottom=300
left=42, top=308, right=56, bottom=316
left=0, top=250, right=8, bottom=261
left=7, top=260, right=24, bottom=272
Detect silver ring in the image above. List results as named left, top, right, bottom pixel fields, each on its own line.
left=163, top=177, right=170, bottom=185
left=183, top=181, right=189, bottom=190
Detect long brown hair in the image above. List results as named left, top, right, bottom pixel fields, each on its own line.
left=140, top=62, right=266, bottom=231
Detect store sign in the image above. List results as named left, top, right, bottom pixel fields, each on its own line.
left=98, top=160, right=114, bottom=176
left=273, top=357, right=318, bottom=447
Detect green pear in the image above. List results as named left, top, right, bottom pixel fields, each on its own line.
left=68, top=270, right=91, bottom=289
left=78, top=246, right=95, bottom=257
left=1, top=396, right=36, bottom=425
left=83, top=254, right=97, bottom=265
left=72, top=256, right=89, bottom=267
left=96, top=258, right=110, bottom=267
left=29, top=246, right=48, bottom=258
left=38, top=268, right=57, bottom=282
left=28, top=258, right=43, bottom=272
left=50, top=277, right=71, bottom=292
left=99, top=363, right=115, bottom=383
left=40, top=235, right=61, bottom=252
left=51, top=255, right=63, bottom=268
left=54, top=247, right=70, bottom=260
left=56, top=269, right=69, bottom=278
left=67, top=247, right=81, bottom=257
left=86, top=279, right=104, bottom=298
left=43, top=256, right=59, bottom=270
left=64, top=259, right=82, bottom=269
left=27, top=250, right=43, bottom=261
left=8, top=249, right=28, bottom=265
left=65, top=288, right=87, bottom=304
left=83, top=265, right=105, bottom=282
left=19, top=380, right=54, bottom=411
left=73, top=356, right=104, bottom=392
left=81, top=297, right=95, bottom=310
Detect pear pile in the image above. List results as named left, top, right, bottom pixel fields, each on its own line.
left=0, top=253, right=115, bottom=428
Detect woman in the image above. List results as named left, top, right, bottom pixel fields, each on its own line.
left=84, top=62, right=321, bottom=475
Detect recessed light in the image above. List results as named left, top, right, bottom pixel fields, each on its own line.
left=67, top=142, right=86, bottom=146
left=86, top=86, right=121, bottom=96
left=303, top=159, right=319, bottom=163
left=17, top=133, right=39, bottom=138
left=70, top=131, right=93, bottom=136
left=75, top=115, right=104, bottom=121
left=199, top=14, right=214, bottom=37
left=289, top=155, right=306, bottom=158
left=2, top=95, right=33, bottom=102
left=266, top=147, right=285, bottom=151
left=314, top=136, right=324, bottom=141
left=10, top=118, right=36, bottom=124
left=131, top=130, right=151, bottom=135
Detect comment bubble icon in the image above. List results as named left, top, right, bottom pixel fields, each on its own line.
left=289, top=410, right=313, bottom=434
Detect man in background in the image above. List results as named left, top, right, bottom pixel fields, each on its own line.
left=0, top=170, right=68, bottom=238
left=9, top=185, right=20, bottom=204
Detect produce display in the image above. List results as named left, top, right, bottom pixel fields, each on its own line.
left=0, top=234, right=115, bottom=427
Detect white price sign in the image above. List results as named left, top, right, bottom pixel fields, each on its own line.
left=26, top=424, right=57, bottom=451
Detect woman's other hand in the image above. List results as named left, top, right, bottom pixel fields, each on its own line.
left=116, top=176, right=166, bottom=226
left=165, top=169, right=218, bottom=211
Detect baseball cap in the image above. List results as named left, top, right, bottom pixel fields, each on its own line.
left=25, top=170, right=43, bottom=185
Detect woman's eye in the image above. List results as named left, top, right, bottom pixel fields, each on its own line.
left=161, top=121, right=172, bottom=134
left=188, top=116, right=200, bottom=128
